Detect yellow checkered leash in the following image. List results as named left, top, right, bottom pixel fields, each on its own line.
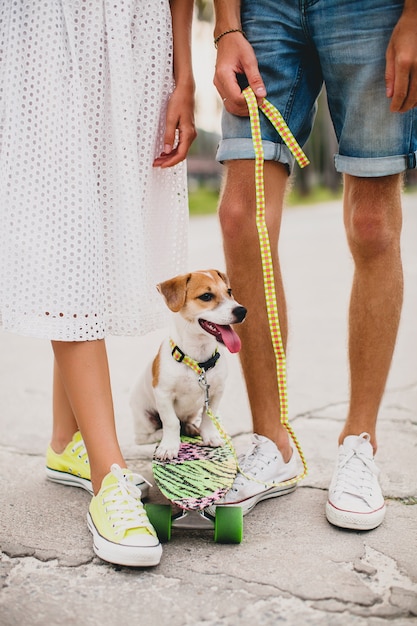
left=241, top=86, right=309, bottom=486
left=170, top=90, right=308, bottom=488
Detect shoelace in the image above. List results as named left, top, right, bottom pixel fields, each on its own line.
left=71, top=438, right=89, bottom=466
left=232, top=437, right=276, bottom=490
left=239, top=439, right=272, bottom=472
left=333, top=449, right=379, bottom=503
left=101, top=464, right=152, bottom=535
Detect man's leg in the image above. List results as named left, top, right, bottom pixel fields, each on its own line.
left=326, top=173, right=403, bottom=531
left=342, top=173, right=403, bottom=450
left=219, top=159, right=292, bottom=458
left=209, top=158, right=306, bottom=516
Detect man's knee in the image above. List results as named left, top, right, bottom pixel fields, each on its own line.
left=344, top=174, right=402, bottom=257
left=219, top=160, right=287, bottom=240
left=218, top=161, right=257, bottom=239
left=348, top=209, right=393, bottom=254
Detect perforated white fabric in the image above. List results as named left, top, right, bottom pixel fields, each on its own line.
left=0, top=0, right=188, bottom=341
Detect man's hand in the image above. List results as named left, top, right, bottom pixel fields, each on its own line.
left=213, top=32, right=266, bottom=116
left=385, top=4, right=417, bottom=112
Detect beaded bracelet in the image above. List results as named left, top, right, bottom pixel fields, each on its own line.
left=214, top=28, right=246, bottom=49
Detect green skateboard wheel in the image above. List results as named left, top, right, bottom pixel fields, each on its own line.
left=145, top=503, right=172, bottom=542
left=213, top=506, right=243, bottom=544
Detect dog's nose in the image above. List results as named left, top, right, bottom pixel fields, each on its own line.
left=233, top=306, right=247, bottom=323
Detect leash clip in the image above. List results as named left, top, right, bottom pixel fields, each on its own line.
left=198, top=371, right=211, bottom=411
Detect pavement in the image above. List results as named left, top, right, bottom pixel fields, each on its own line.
left=1, top=193, right=416, bottom=626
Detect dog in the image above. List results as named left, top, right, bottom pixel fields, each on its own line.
left=130, top=269, right=247, bottom=460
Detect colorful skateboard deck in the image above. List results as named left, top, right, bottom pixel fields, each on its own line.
left=152, top=435, right=237, bottom=510
left=147, top=435, right=243, bottom=543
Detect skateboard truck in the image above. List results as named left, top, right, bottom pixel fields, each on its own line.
left=145, top=502, right=243, bottom=543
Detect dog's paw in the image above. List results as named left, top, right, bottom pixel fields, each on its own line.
left=199, top=427, right=224, bottom=449
left=154, top=440, right=180, bottom=461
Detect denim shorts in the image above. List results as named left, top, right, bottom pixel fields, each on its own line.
left=217, top=0, right=417, bottom=177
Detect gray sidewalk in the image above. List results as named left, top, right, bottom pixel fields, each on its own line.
left=1, top=194, right=416, bottom=625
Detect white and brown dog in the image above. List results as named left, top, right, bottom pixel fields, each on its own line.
left=130, top=269, right=247, bottom=460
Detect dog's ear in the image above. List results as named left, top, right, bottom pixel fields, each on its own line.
left=157, top=274, right=191, bottom=312
left=215, top=269, right=230, bottom=288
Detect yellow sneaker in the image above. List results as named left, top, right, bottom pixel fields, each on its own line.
left=46, top=432, right=92, bottom=493
left=87, top=464, right=162, bottom=567
left=46, top=432, right=149, bottom=497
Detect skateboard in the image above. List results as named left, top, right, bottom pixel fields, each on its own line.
left=145, top=435, right=243, bottom=543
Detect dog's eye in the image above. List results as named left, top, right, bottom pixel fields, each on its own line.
left=198, top=293, right=213, bottom=302
left=227, top=288, right=232, bottom=296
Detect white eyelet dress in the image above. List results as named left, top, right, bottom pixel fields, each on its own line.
left=0, top=1, right=188, bottom=341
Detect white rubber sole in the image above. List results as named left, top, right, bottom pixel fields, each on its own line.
left=87, top=513, right=162, bottom=567
left=325, top=501, right=386, bottom=531
left=238, top=482, right=298, bottom=515
left=46, top=467, right=93, bottom=494
left=46, top=467, right=149, bottom=499
left=206, top=482, right=298, bottom=517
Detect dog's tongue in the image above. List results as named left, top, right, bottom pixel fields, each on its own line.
left=216, top=324, right=241, bottom=353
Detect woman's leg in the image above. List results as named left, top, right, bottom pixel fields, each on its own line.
left=51, top=339, right=125, bottom=494
left=50, top=358, right=79, bottom=453
left=51, top=339, right=162, bottom=566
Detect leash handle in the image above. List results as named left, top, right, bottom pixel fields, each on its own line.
left=242, top=86, right=308, bottom=484
left=257, top=97, right=310, bottom=169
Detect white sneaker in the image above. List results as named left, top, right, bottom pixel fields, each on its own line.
left=207, top=434, right=303, bottom=516
left=326, top=432, right=386, bottom=531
